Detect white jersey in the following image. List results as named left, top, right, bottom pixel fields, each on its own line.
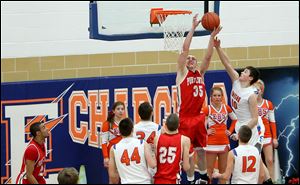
left=231, top=80, right=264, bottom=145
left=231, top=145, right=261, bottom=184
left=113, top=137, right=151, bottom=184
left=133, top=121, right=161, bottom=144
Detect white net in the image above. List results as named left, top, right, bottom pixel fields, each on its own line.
left=156, top=13, right=192, bottom=53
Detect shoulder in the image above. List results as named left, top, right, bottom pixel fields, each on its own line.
left=266, top=100, right=274, bottom=109
left=25, top=144, right=38, bottom=153
left=102, top=121, right=110, bottom=130
left=182, top=135, right=190, bottom=143
left=225, top=104, right=233, bottom=112
left=233, top=79, right=239, bottom=86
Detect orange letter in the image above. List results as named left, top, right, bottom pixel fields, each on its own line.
left=88, top=90, right=109, bottom=148
left=69, top=91, right=88, bottom=144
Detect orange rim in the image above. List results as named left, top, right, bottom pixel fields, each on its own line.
left=156, top=10, right=192, bottom=15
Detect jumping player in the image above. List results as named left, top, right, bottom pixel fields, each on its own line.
left=176, top=13, right=222, bottom=183
left=214, top=37, right=274, bottom=184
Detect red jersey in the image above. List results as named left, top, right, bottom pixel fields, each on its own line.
left=154, top=133, right=182, bottom=184
left=16, top=139, right=46, bottom=184
left=258, top=99, right=277, bottom=139
left=177, top=70, right=206, bottom=118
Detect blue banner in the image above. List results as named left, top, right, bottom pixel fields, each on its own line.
left=1, top=67, right=298, bottom=183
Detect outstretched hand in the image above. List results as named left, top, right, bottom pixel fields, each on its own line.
left=192, top=14, right=201, bottom=29
left=213, top=36, right=221, bottom=48
left=211, top=26, right=222, bottom=37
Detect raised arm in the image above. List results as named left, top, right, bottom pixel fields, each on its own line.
left=214, top=38, right=239, bottom=82
left=176, top=14, right=201, bottom=83
left=198, top=26, right=222, bottom=75
left=247, top=94, right=259, bottom=129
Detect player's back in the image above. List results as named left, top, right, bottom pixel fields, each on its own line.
left=177, top=70, right=206, bottom=117
left=134, top=121, right=161, bottom=144
left=231, top=145, right=261, bottom=184
left=113, top=137, right=151, bottom=184
left=154, top=133, right=182, bottom=183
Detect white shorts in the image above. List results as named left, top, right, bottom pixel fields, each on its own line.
left=262, top=137, right=272, bottom=147
left=236, top=117, right=265, bottom=146
left=205, top=144, right=230, bottom=153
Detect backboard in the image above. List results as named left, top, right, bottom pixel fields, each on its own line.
left=89, top=1, right=220, bottom=41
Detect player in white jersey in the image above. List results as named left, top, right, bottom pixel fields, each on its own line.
left=133, top=102, right=161, bottom=181
left=134, top=102, right=161, bottom=145
left=109, top=118, right=156, bottom=184
left=213, top=125, right=262, bottom=184
left=214, top=38, right=273, bottom=184
left=231, top=79, right=265, bottom=146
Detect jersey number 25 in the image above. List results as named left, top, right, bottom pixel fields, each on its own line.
left=159, top=147, right=177, bottom=163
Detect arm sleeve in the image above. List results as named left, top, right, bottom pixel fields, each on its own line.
left=226, top=105, right=237, bottom=133
left=268, top=101, right=277, bottom=139
left=101, top=121, right=110, bottom=158
left=24, top=146, right=38, bottom=162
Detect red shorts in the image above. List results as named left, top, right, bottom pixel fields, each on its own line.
left=179, top=114, right=207, bottom=153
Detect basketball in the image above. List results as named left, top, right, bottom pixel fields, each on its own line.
left=201, top=12, right=220, bottom=31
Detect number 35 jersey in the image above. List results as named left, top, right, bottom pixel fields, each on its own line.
left=177, top=70, right=206, bottom=117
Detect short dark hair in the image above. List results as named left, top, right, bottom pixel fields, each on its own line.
left=119, top=118, right=133, bottom=137
left=246, top=66, right=260, bottom=85
left=57, top=167, right=79, bottom=184
left=30, top=122, right=42, bottom=138
left=238, top=125, right=252, bottom=143
left=166, top=114, right=179, bottom=132
left=138, top=102, right=153, bottom=120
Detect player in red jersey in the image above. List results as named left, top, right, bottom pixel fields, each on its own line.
left=176, top=14, right=222, bottom=183
left=16, top=122, right=49, bottom=184
left=255, top=79, right=278, bottom=182
left=153, top=114, right=191, bottom=184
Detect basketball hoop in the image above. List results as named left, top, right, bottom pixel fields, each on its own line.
left=151, top=9, right=192, bottom=53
